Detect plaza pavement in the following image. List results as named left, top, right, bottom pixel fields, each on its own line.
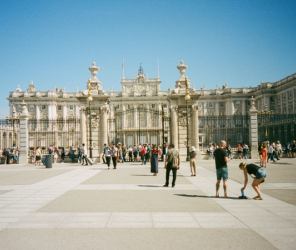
left=0, top=158, right=295, bottom=249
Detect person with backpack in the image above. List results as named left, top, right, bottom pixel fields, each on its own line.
left=140, top=146, right=146, bottom=165
left=78, top=145, right=83, bottom=164
left=163, top=144, right=180, bottom=188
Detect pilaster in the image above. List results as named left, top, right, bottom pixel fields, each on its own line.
left=18, top=101, right=29, bottom=164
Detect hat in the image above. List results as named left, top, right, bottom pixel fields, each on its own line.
left=190, top=146, right=196, bottom=152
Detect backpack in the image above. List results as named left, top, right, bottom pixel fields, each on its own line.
left=172, top=149, right=179, bottom=168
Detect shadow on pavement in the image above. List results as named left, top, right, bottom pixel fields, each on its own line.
left=174, top=194, right=241, bottom=200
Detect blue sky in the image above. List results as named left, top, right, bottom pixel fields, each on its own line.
left=1, top=0, right=295, bottom=117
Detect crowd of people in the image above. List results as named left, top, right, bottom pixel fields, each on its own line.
left=0, top=147, right=20, bottom=164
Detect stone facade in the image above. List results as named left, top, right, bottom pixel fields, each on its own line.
left=6, top=61, right=296, bottom=161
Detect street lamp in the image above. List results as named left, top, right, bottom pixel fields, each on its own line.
left=87, top=78, right=93, bottom=159
left=259, top=103, right=274, bottom=142
left=185, top=76, right=190, bottom=161
left=113, top=104, right=117, bottom=145
left=6, top=106, right=18, bottom=147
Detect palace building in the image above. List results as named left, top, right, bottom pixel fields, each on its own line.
left=5, top=61, right=296, bottom=161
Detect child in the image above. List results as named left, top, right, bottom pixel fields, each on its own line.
left=261, top=145, right=267, bottom=168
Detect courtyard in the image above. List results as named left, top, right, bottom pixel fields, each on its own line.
left=0, top=158, right=296, bottom=249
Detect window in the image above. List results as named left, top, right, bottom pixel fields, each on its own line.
left=238, top=135, right=242, bottom=142
left=29, top=105, right=34, bottom=111
left=152, top=104, right=155, bottom=109
left=208, top=102, right=213, bottom=108
left=198, top=103, right=202, bottom=108
left=164, top=104, right=167, bottom=108
left=220, top=102, right=224, bottom=107
left=42, top=105, right=46, bottom=110
left=235, top=101, right=240, bottom=107
left=58, top=106, right=62, bottom=111
left=70, top=105, right=74, bottom=110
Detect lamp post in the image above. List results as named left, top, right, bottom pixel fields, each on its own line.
left=185, top=76, right=190, bottom=161
left=87, top=78, right=93, bottom=159
left=6, top=106, right=18, bottom=147
left=114, top=104, right=117, bottom=144
left=259, top=103, right=274, bottom=142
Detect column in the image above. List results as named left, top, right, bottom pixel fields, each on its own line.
left=100, top=106, right=109, bottom=152
left=47, top=103, right=52, bottom=119
left=63, top=104, right=67, bottom=131
left=19, top=102, right=29, bottom=164
left=191, top=105, right=199, bottom=150
left=242, top=99, right=246, bottom=115
left=35, top=104, right=40, bottom=120
left=248, top=97, right=259, bottom=159
left=52, top=104, right=57, bottom=119
left=171, top=105, right=178, bottom=150
left=80, top=108, right=86, bottom=145
left=134, top=106, right=138, bottom=129
left=215, top=102, right=219, bottom=116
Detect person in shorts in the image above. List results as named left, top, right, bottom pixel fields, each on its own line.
left=239, top=162, right=267, bottom=200
left=214, top=140, right=230, bottom=198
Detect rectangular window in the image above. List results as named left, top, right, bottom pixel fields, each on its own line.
left=198, top=103, right=202, bottom=108
left=235, top=101, right=240, bottom=107
left=70, top=105, right=74, bottom=110
left=29, top=105, right=34, bottom=111
left=152, top=104, right=155, bottom=109
left=220, top=102, right=224, bottom=107
left=238, top=135, right=242, bottom=142
left=208, top=102, right=213, bottom=108
left=164, top=104, right=167, bottom=108
left=58, top=106, right=62, bottom=111
left=42, top=105, right=46, bottom=110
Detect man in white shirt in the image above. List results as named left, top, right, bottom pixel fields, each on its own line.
left=267, top=144, right=276, bottom=163
left=82, top=143, right=88, bottom=165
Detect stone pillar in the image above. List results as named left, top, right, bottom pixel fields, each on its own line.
left=100, top=106, right=109, bottom=152
left=215, top=102, right=219, bottom=116
left=242, top=99, right=246, bottom=115
left=19, top=101, right=29, bottom=164
left=171, top=105, right=178, bottom=150
left=35, top=104, right=40, bottom=119
left=80, top=108, right=86, bottom=145
left=248, top=97, right=259, bottom=159
left=63, top=104, right=67, bottom=131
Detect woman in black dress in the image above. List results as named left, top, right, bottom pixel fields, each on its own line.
left=151, top=145, right=161, bottom=176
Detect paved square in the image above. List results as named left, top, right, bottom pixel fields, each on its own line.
left=0, top=158, right=295, bottom=249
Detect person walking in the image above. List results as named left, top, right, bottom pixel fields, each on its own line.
left=32, top=147, right=36, bottom=164
left=267, top=144, right=276, bottom=163
left=81, top=144, right=88, bottom=165
left=128, top=146, right=133, bottom=162
left=105, top=146, right=112, bottom=169
left=189, top=146, right=197, bottom=176
left=145, top=144, right=151, bottom=164
left=239, top=162, right=267, bottom=200
left=258, top=143, right=264, bottom=167
left=163, top=144, right=180, bottom=188
left=133, top=144, right=138, bottom=162
left=151, top=145, right=161, bottom=176
left=243, top=143, right=249, bottom=159
left=35, top=146, right=42, bottom=166
left=78, top=145, right=83, bottom=164
left=208, top=144, right=214, bottom=160
left=53, top=147, right=59, bottom=163
left=102, top=143, right=107, bottom=164
left=214, top=140, right=230, bottom=198
left=118, top=145, right=124, bottom=163
left=111, top=145, right=118, bottom=169
left=140, top=146, right=146, bottom=165
left=237, top=144, right=243, bottom=160
left=286, top=142, right=292, bottom=158
left=61, top=147, right=65, bottom=163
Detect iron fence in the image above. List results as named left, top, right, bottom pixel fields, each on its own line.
left=0, top=118, right=20, bottom=150
left=198, top=115, right=250, bottom=150
left=258, top=113, right=296, bottom=144
left=28, top=118, right=81, bottom=154
left=108, top=107, right=170, bottom=147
